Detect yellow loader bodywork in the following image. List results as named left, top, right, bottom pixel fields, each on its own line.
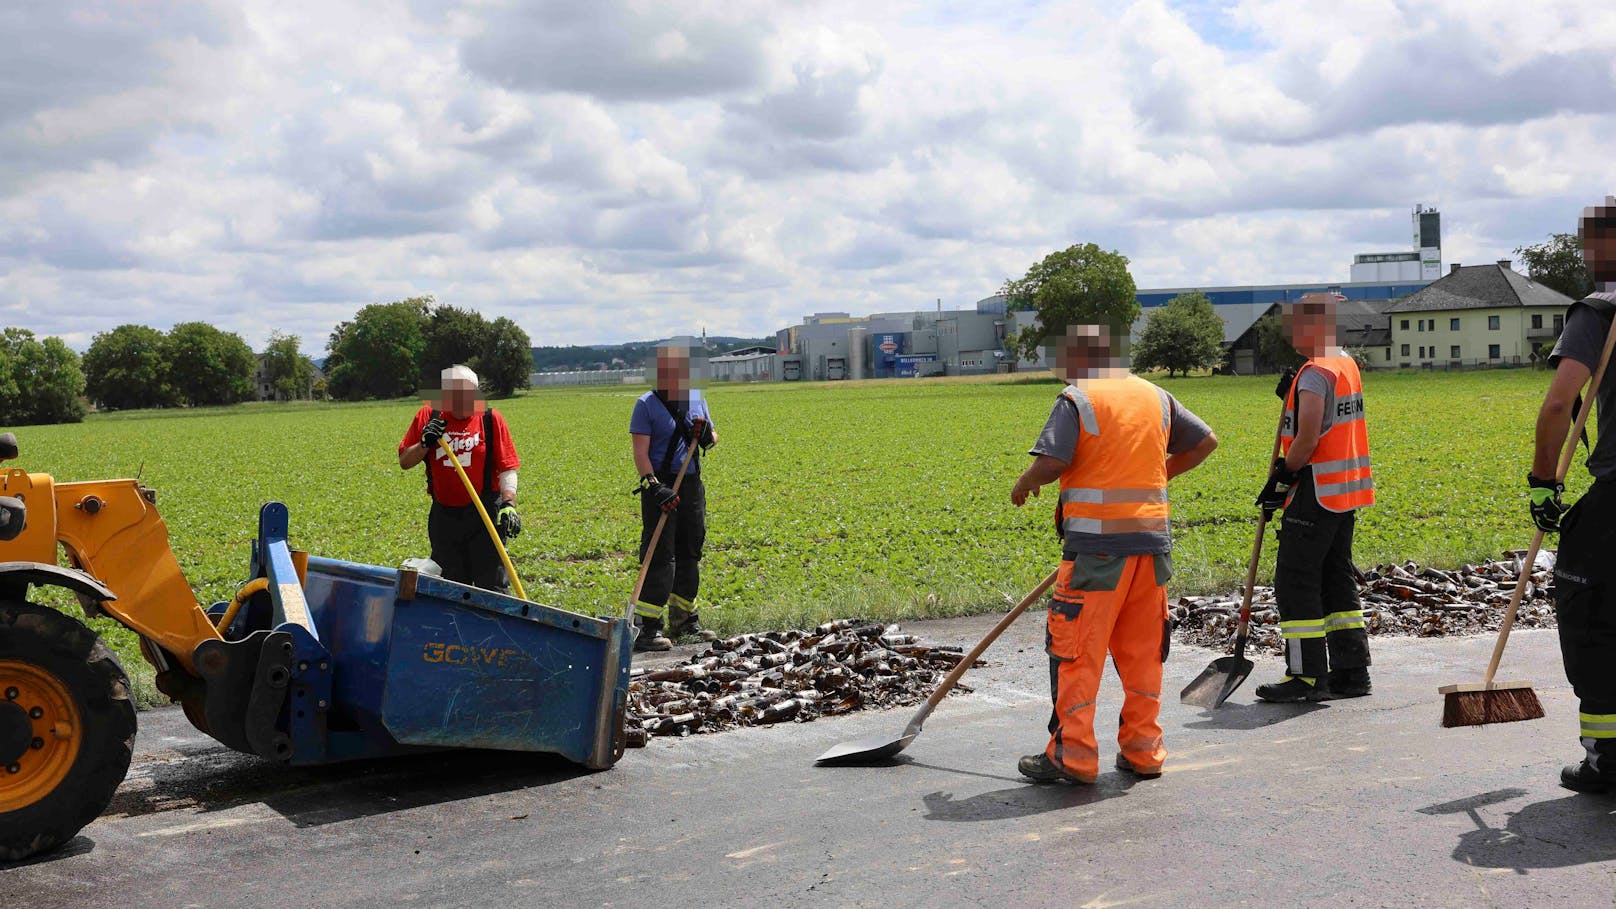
left=1, top=468, right=221, bottom=674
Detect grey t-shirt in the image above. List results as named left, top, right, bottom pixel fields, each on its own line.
left=1294, top=365, right=1336, bottom=436
left=1550, top=295, right=1616, bottom=481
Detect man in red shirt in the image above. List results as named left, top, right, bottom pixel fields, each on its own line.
left=398, top=365, right=523, bottom=592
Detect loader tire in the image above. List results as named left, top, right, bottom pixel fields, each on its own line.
left=0, top=600, right=136, bottom=863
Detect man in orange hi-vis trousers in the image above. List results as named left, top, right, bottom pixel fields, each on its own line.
left=1011, top=324, right=1218, bottom=783
left=1254, top=293, right=1376, bottom=703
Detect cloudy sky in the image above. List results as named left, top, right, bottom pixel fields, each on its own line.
left=3, top=0, right=1614, bottom=352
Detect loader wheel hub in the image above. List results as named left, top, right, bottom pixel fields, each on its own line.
left=0, top=660, right=81, bottom=813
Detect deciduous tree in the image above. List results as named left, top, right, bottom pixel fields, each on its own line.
left=0, top=328, right=87, bottom=424
left=163, top=322, right=255, bottom=406
left=1002, top=244, right=1140, bottom=361
left=82, top=324, right=173, bottom=410
left=1131, top=292, right=1225, bottom=378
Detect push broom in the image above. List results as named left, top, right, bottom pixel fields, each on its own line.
left=1440, top=312, right=1616, bottom=727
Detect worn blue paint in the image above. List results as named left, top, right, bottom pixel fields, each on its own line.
left=221, top=503, right=633, bottom=768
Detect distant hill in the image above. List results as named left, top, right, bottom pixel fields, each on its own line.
left=530, top=337, right=776, bottom=372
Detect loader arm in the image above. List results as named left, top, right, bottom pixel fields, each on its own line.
left=53, top=479, right=221, bottom=674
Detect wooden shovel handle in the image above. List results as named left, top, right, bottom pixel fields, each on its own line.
left=1238, top=396, right=1291, bottom=636
left=624, top=434, right=701, bottom=624
left=1484, top=313, right=1616, bottom=685
left=905, top=569, right=1059, bottom=736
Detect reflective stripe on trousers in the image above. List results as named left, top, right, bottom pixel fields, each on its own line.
left=1581, top=713, right=1616, bottom=739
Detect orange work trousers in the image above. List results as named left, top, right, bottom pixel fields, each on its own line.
left=1045, top=552, right=1171, bottom=778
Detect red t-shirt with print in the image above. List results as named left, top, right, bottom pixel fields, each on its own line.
left=399, top=404, right=521, bottom=507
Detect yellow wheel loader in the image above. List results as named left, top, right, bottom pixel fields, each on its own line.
left=0, top=433, right=633, bottom=862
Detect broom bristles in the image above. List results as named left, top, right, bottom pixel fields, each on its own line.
left=1441, top=686, right=1545, bottom=728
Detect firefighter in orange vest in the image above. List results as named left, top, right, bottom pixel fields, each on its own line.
left=1011, top=323, right=1218, bottom=783
left=1255, top=293, right=1376, bottom=702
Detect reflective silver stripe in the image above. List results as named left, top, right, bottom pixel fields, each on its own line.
left=1581, top=721, right=1616, bottom=733
left=1317, top=475, right=1375, bottom=498
left=1323, top=611, right=1365, bottom=631
left=1063, top=516, right=1170, bottom=534
left=1156, top=386, right=1171, bottom=434
left=1313, top=456, right=1372, bottom=475
left=1061, top=385, right=1099, bottom=435
left=1059, top=487, right=1169, bottom=505
left=1280, top=619, right=1328, bottom=638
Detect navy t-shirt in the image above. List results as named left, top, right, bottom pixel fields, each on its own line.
left=630, top=390, right=713, bottom=477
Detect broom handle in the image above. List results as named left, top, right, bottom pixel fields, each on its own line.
left=1483, top=315, right=1616, bottom=686
left=1237, top=393, right=1292, bottom=638
left=624, top=432, right=701, bottom=625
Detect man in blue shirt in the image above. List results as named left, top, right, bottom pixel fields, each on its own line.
left=629, top=343, right=718, bottom=651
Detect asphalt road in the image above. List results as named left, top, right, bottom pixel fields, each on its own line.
left=4, top=619, right=1613, bottom=909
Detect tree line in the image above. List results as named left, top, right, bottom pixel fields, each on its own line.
left=323, top=297, right=531, bottom=400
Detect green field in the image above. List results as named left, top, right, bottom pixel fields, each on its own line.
left=16, top=367, right=1590, bottom=705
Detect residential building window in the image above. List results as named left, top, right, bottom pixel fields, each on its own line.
left=1488, top=315, right=1501, bottom=330
left=1555, top=314, right=1564, bottom=332
left=1418, top=320, right=1425, bottom=332
left=1489, top=344, right=1501, bottom=359
left=1400, top=343, right=1410, bottom=356
left=1450, top=318, right=1460, bottom=330
left=1532, top=314, right=1543, bottom=329
left=1450, top=345, right=1461, bottom=358
left=1401, top=319, right=1410, bottom=330
left=1384, top=349, right=1391, bottom=362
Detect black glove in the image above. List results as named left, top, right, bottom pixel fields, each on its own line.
left=1256, top=459, right=1299, bottom=514
left=1528, top=474, right=1566, bottom=533
left=634, top=474, right=680, bottom=513
left=1275, top=366, right=1300, bottom=400
left=1053, top=499, right=1064, bottom=542
left=421, top=414, right=447, bottom=449
left=496, top=501, right=522, bottom=538
left=687, top=416, right=715, bottom=451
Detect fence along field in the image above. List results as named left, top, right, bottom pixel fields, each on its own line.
left=22, top=368, right=1586, bottom=705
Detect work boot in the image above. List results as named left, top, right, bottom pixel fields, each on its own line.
left=1017, top=753, right=1096, bottom=785
left=1255, top=675, right=1330, bottom=703
left=633, top=620, right=672, bottom=653
left=1560, top=760, right=1616, bottom=794
left=668, top=610, right=718, bottom=643
left=1115, top=753, right=1163, bottom=779
left=1325, top=667, right=1372, bottom=699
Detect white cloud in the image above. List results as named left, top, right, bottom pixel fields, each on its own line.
left=2, top=0, right=1615, bottom=353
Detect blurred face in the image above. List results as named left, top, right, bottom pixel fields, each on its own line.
left=1285, top=294, right=1337, bottom=355
left=1581, top=205, right=1616, bottom=285
left=1052, top=324, right=1117, bottom=382
left=441, top=379, right=479, bottom=418
left=656, top=348, right=690, bottom=398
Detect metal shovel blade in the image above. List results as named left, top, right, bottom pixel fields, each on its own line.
left=1179, top=654, right=1254, bottom=709
left=814, top=729, right=917, bottom=766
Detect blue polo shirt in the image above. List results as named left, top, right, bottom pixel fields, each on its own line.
left=630, top=390, right=713, bottom=477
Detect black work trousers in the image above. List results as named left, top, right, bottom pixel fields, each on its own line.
left=636, top=473, right=706, bottom=626
left=1553, top=479, right=1616, bottom=752
left=428, top=499, right=509, bottom=593
left=1275, top=472, right=1371, bottom=680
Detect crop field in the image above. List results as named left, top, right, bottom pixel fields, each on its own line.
left=16, top=367, right=1589, bottom=705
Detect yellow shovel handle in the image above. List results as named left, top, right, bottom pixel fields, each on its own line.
left=436, top=436, right=527, bottom=601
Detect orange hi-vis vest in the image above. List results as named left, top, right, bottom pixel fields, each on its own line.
left=1056, top=376, right=1173, bottom=550
left=1281, top=354, right=1375, bottom=512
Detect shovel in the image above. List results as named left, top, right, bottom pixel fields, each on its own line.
left=815, top=569, right=1058, bottom=765
left=1178, top=510, right=1268, bottom=709
left=1180, top=397, right=1289, bottom=709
